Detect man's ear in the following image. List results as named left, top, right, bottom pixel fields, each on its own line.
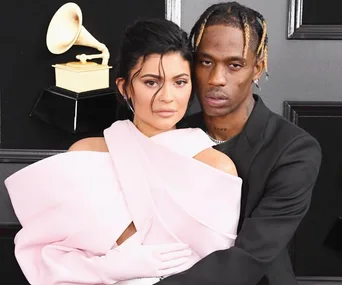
left=253, top=56, right=265, bottom=81
left=115, top=78, right=127, bottom=98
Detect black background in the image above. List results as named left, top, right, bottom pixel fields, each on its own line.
left=302, top=0, right=342, bottom=25
left=0, top=0, right=164, bottom=150
left=0, top=1, right=165, bottom=283
left=292, top=115, right=342, bottom=277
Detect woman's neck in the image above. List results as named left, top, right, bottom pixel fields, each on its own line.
left=133, top=118, right=175, bottom=138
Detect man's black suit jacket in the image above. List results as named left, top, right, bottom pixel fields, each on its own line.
left=157, top=95, right=322, bottom=285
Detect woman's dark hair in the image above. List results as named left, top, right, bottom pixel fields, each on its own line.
left=114, top=18, right=193, bottom=110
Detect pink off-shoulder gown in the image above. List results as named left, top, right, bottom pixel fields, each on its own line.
left=5, top=120, right=242, bottom=285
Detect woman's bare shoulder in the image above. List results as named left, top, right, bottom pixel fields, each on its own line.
left=68, top=137, right=109, bottom=152
left=193, top=147, right=238, bottom=176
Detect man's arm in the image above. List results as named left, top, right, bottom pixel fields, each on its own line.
left=157, top=134, right=322, bottom=285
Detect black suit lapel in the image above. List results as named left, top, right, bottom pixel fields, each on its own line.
left=236, top=96, right=271, bottom=220
left=236, top=134, right=265, bottom=222
left=216, top=95, right=270, bottom=226
left=214, top=132, right=261, bottom=229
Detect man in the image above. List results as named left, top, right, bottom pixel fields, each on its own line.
left=158, top=2, right=321, bottom=285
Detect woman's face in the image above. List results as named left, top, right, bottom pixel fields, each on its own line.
left=117, top=52, right=192, bottom=137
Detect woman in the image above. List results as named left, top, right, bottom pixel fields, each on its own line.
left=5, top=18, right=242, bottom=285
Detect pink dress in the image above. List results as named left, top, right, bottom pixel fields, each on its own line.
left=5, top=120, right=242, bottom=285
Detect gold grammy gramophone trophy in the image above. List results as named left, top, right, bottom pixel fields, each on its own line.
left=30, top=2, right=117, bottom=133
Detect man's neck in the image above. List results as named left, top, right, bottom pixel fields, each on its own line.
left=204, top=95, right=255, bottom=142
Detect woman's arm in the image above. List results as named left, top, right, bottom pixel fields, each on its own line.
left=14, top=216, right=191, bottom=285
left=193, top=148, right=238, bottom=176
left=68, top=137, right=109, bottom=152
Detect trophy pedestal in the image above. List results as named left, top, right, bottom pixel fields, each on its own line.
left=30, top=86, right=117, bottom=133
left=324, top=217, right=342, bottom=250
left=53, top=62, right=112, bottom=93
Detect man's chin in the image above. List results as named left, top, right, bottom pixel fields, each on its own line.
left=202, top=106, right=230, bottom=117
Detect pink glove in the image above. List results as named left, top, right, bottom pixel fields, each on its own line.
left=98, top=219, right=192, bottom=282
left=110, top=236, right=192, bottom=278
left=37, top=240, right=191, bottom=285
left=24, top=219, right=192, bottom=285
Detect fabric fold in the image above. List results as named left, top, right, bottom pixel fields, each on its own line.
left=5, top=120, right=242, bottom=285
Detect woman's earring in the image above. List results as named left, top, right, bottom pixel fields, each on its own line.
left=253, top=79, right=261, bottom=90
left=124, top=96, right=135, bottom=114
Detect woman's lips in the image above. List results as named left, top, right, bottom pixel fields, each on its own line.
left=154, top=109, right=177, bottom=118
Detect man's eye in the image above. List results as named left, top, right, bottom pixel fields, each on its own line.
left=229, top=64, right=243, bottom=70
left=200, top=60, right=212, bottom=66
left=175, top=80, right=188, bottom=87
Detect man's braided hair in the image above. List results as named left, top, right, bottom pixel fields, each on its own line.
left=190, top=2, right=269, bottom=77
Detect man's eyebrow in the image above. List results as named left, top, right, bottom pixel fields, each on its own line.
left=228, top=56, right=246, bottom=62
left=197, top=52, right=245, bottom=62
left=197, top=52, right=213, bottom=59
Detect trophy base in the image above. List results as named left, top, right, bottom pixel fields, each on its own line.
left=324, top=217, right=342, bottom=251
left=53, top=62, right=112, bottom=93
left=30, top=86, right=117, bottom=133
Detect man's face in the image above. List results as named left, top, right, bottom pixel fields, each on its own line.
left=195, top=25, right=263, bottom=117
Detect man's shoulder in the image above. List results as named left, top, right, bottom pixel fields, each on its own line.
left=268, top=111, right=304, bottom=136
left=265, top=110, right=320, bottom=153
left=253, top=95, right=315, bottom=144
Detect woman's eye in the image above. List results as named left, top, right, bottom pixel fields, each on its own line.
left=175, top=80, right=188, bottom=87
left=145, top=80, right=158, bottom=87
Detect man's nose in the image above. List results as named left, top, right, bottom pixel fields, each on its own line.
left=208, top=65, right=227, bottom=86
